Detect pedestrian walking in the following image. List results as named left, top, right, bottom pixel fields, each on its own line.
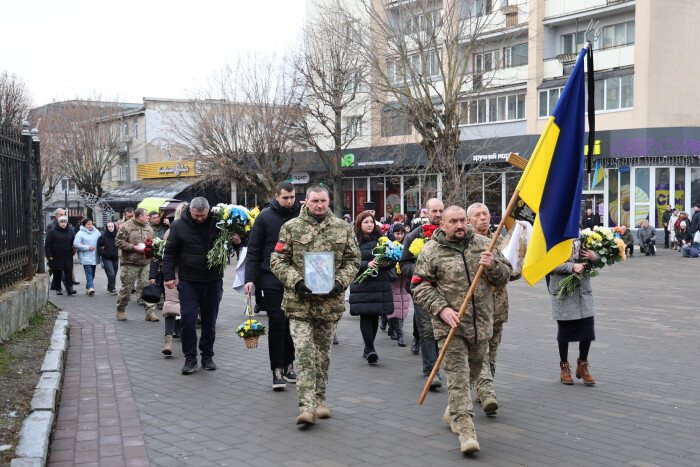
left=387, top=224, right=409, bottom=347
left=548, top=239, right=599, bottom=386
left=115, top=208, right=158, bottom=321
left=244, top=182, right=301, bottom=390
left=45, top=216, right=77, bottom=296
left=349, top=211, right=395, bottom=364
left=270, top=185, right=361, bottom=425
left=47, top=208, right=79, bottom=288
left=149, top=211, right=170, bottom=240
left=97, top=222, right=120, bottom=294
left=163, top=197, right=240, bottom=374
left=73, top=218, right=101, bottom=295
left=662, top=205, right=672, bottom=248
left=411, top=206, right=511, bottom=453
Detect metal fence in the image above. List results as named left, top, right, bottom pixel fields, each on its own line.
left=0, top=122, right=44, bottom=291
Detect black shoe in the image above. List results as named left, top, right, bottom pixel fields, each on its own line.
left=379, top=317, right=387, bottom=331
left=333, top=334, right=339, bottom=345
left=56, top=290, right=63, bottom=295
left=254, top=304, right=260, bottom=314
left=201, top=355, right=217, bottom=371
left=284, top=364, right=297, bottom=383
left=181, top=357, right=197, bottom=374
left=131, top=287, right=136, bottom=294
left=367, top=351, right=378, bottom=364
left=67, top=289, right=77, bottom=295
left=157, top=303, right=164, bottom=310
left=411, top=337, right=420, bottom=355
left=272, top=368, right=286, bottom=390
left=73, top=281, right=80, bottom=286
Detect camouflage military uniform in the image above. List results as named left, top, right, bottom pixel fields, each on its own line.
left=412, top=228, right=511, bottom=429
left=475, top=228, right=527, bottom=403
left=115, top=219, right=155, bottom=315
left=270, top=206, right=360, bottom=413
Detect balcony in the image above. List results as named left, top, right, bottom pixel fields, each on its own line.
left=544, top=0, right=635, bottom=25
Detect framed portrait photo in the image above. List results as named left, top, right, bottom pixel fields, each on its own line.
left=303, top=252, right=335, bottom=294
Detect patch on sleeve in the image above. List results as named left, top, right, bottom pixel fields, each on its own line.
left=274, top=241, right=286, bottom=252
left=410, top=274, right=432, bottom=286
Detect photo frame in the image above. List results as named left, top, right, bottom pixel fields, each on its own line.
left=303, top=252, right=335, bottom=294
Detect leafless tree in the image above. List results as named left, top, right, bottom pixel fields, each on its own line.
left=363, top=0, right=527, bottom=204
left=294, top=0, right=371, bottom=215
left=165, top=54, right=304, bottom=200
left=36, top=98, right=125, bottom=200
left=31, top=115, right=63, bottom=201
left=0, top=71, right=32, bottom=129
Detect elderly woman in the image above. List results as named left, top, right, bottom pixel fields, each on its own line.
left=45, top=216, right=77, bottom=295
left=73, top=218, right=102, bottom=295
left=548, top=239, right=599, bottom=386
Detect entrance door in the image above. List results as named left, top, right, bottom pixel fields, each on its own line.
left=581, top=194, right=604, bottom=226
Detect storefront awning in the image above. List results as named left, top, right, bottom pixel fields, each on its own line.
left=102, top=178, right=204, bottom=211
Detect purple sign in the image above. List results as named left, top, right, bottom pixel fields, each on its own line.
left=611, top=136, right=700, bottom=158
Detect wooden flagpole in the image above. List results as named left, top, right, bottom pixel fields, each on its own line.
left=418, top=153, right=527, bottom=405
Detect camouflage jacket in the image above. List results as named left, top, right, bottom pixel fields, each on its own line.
left=411, top=228, right=512, bottom=344
left=486, top=227, right=527, bottom=324
left=115, top=219, right=153, bottom=266
left=270, top=206, right=361, bottom=321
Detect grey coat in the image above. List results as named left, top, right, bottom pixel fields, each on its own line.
left=547, top=262, right=595, bottom=321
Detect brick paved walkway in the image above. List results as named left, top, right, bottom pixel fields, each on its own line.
left=47, top=248, right=700, bottom=465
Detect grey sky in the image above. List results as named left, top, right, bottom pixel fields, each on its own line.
left=2, top=0, right=305, bottom=107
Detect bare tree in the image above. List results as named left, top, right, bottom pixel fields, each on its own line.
left=38, top=98, right=125, bottom=200
left=295, top=0, right=371, bottom=215
left=165, top=54, right=304, bottom=200
left=364, top=0, right=526, bottom=204
left=0, top=71, right=32, bottom=129
left=31, top=115, right=63, bottom=201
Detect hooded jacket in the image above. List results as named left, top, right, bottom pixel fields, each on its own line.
left=244, top=198, right=301, bottom=291
left=97, top=227, right=119, bottom=260
left=73, top=225, right=102, bottom=266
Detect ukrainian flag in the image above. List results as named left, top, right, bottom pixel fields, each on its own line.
left=517, top=48, right=588, bottom=286
left=592, top=159, right=605, bottom=187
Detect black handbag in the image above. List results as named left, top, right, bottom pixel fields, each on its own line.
left=141, top=269, right=164, bottom=303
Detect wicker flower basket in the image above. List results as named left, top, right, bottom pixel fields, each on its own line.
left=244, top=336, right=259, bottom=349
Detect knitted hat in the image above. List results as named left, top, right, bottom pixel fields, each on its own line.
left=680, top=221, right=687, bottom=228
left=57, top=216, right=68, bottom=223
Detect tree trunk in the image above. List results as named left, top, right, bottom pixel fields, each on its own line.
left=331, top=173, right=343, bottom=217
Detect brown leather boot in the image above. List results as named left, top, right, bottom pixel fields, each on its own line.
left=162, top=335, right=173, bottom=356
left=576, top=359, right=595, bottom=385
left=560, top=361, right=573, bottom=385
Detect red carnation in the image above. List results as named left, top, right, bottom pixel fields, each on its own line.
left=423, top=224, right=438, bottom=239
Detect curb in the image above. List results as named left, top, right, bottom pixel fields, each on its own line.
left=10, top=311, right=69, bottom=467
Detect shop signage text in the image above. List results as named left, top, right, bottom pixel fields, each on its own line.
left=137, top=160, right=200, bottom=179
left=158, top=163, right=190, bottom=176
left=285, top=172, right=310, bottom=184
left=611, top=136, right=700, bottom=158
left=472, top=152, right=515, bottom=163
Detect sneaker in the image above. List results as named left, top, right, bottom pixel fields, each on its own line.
left=56, top=290, right=63, bottom=296
left=333, top=334, right=339, bottom=345
left=109, top=290, right=118, bottom=295
left=428, top=372, right=442, bottom=389
left=284, top=364, right=297, bottom=383
left=182, top=357, right=197, bottom=374
left=201, top=355, right=217, bottom=371
left=272, top=368, right=286, bottom=390
left=87, top=288, right=95, bottom=295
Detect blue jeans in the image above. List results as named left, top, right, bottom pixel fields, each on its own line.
left=83, top=265, right=97, bottom=289
left=103, top=258, right=119, bottom=291
left=177, top=279, right=223, bottom=358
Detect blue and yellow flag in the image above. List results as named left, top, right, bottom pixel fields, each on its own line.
left=517, top=48, right=588, bottom=286
left=592, top=159, right=605, bottom=187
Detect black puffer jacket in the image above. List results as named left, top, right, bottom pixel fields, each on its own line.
left=163, top=206, right=233, bottom=283
left=45, top=224, right=75, bottom=270
left=349, top=237, right=395, bottom=317
left=245, top=198, right=301, bottom=291
left=97, top=230, right=119, bottom=260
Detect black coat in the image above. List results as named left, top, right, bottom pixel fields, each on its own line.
left=691, top=210, right=700, bottom=234
left=97, top=231, right=119, bottom=260
left=163, top=206, right=231, bottom=283
left=349, top=237, right=395, bottom=317
left=245, top=198, right=301, bottom=292
left=45, top=225, right=75, bottom=270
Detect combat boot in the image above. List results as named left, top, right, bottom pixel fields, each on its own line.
left=576, top=359, right=595, bottom=385
left=116, top=311, right=127, bottom=321
left=480, top=395, right=498, bottom=416
left=316, top=402, right=331, bottom=419
left=442, top=407, right=457, bottom=433
left=455, top=416, right=480, bottom=453
left=295, top=409, right=317, bottom=425
left=162, top=335, right=173, bottom=356
left=145, top=312, right=160, bottom=322
left=560, top=361, right=574, bottom=385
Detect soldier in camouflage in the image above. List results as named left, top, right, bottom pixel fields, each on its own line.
left=412, top=206, right=511, bottom=453
left=467, top=203, right=527, bottom=417
left=270, top=185, right=361, bottom=425
left=115, top=207, right=157, bottom=321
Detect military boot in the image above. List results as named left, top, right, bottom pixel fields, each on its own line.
left=455, top=416, right=480, bottom=453
left=145, top=312, right=160, bottom=322
left=560, top=361, right=574, bottom=385
left=576, top=359, right=595, bottom=385
left=116, top=311, right=127, bottom=321
left=480, top=395, right=498, bottom=416
left=316, top=402, right=331, bottom=419
left=442, top=407, right=457, bottom=433
left=295, top=409, right=317, bottom=425
left=162, top=335, right=173, bottom=356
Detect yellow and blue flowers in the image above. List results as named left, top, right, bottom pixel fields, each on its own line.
left=236, top=318, right=266, bottom=338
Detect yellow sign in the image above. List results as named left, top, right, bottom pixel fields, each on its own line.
left=137, top=160, right=200, bottom=179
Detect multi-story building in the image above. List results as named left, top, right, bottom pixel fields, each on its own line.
left=300, top=0, right=700, bottom=230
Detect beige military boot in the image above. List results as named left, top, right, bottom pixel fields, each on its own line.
left=162, top=335, right=173, bottom=356
left=116, top=311, right=126, bottom=321
left=455, top=416, right=480, bottom=453
left=295, top=409, right=317, bottom=425
left=145, top=312, right=160, bottom=322
left=481, top=395, right=498, bottom=416
left=316, top=403, right=331, bottom=419
left=442, top=407, right=457, bottom=433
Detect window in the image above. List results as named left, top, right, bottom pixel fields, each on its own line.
left=388, top=50, right=442, bottom=84
left=504, top=43, right=528, bottom=67
left=345, top=116, right=363, bottom=139
left=473, top=0, right=493, bottom=16
left=61, top=179, right=77, bottom=192
left=561, top=31, right=585, bottom=54
left=406, top=10, right=442, bottom=34
left=133, top=121, right=138, bottom=140
left=474, top=50, right=499, bottom=72
left=346, top=70, right=363, bottom=93
left=538, top=87, right=563, bottom=118
left=459, top=92, right=525, bottom=125
left=602, top=21, right=634, bottom=49
left=381, top=109, right=412, bottom=136
left=123, top=121, right=129, bottom=138
left=621, top=74, right=634, bottom=108
left=542, top=75, right=633, bottom=117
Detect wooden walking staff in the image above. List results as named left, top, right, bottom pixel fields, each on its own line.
left=418, top=152, right=528, bottom=405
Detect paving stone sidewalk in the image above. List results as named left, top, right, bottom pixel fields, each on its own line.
left=47, top=248, right=700, bottom=466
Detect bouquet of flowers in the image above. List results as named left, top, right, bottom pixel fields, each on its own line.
left=393, top=240, right=404, bottom=274
left=557, top=226, right=626, bottom=299
left=353, top=236, right=403, bottom=284
left=144, top=237, right=165, bottom=262
left=408, top=224, right=439, bottom=258
left=236, top=318, right=266, bottom=349
left=207, top=204, right=259, bottom=273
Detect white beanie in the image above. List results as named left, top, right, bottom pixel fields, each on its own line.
left=58, top=216, right=68, bottom=223
left=680, top=221, right=687, bottom=228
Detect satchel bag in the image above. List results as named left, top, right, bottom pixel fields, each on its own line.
left=141, top=269, right=165, bottom=303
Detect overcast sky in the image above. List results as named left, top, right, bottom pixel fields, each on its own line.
left=2, top=0, right=306, bottom=107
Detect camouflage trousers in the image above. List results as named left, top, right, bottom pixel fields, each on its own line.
left=475, top=321, right=504, bottom=401
left=439, top=333, right=488, bottom=423
left=117, top=263, right=155, bottom=314
left=289, top=317, right=338, bottom=412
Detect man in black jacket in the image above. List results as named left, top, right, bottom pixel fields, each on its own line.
left=399, top=198, right=444, bottom=389
left=662, top=204, right=672, bottom=248
left=691, top=205, right=700, bottom=237
left=163, top=197, right=241, bottom=374
left=244, top=182, right=300, bottom=390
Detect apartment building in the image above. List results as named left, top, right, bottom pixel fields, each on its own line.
left=301, top=0, right=700, bottom=229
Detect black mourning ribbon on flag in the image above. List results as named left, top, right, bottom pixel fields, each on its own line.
left=586, top=46, right=595, bottom=174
